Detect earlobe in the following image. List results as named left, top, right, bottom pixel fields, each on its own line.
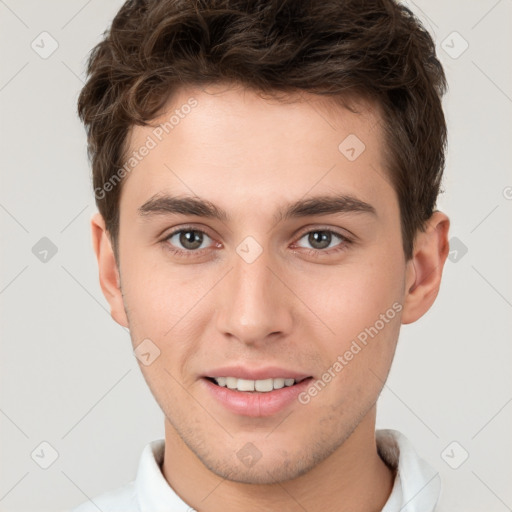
left=401, top=211, right=450, bottom=325
left=91, top=213, right=129, bottom=328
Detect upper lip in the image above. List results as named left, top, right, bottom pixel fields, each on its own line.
left=203, top=366, right=311, bottom=381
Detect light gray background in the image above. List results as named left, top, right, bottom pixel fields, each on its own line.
left=1, top=1, right=511, bottom=511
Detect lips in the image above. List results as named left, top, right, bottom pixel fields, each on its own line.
left=202, top=376, right=313, bottom=417
left=201, top=366, right=314, bottom=416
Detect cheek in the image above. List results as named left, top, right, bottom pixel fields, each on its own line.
left=302, top=258, right=403, bottom=343
left=124, top=274, right=171, bottom=329
left=119, top=252, right=217, bottom=362
left=299, top=253, right=403, bottom=403
left=300, top=307, right=400, bottom=415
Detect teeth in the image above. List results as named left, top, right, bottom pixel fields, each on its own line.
left=273, top=378, right=285, bottom=389
left=212, top=377, right=297, bottom=392
left=226, top=377, right=238, bottom=389
left=237, top=379, right=255, bottom=392
left=216, top=377, right=227, bottom=387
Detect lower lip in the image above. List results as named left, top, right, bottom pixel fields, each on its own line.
left=201, top=377, right=313, bottom=417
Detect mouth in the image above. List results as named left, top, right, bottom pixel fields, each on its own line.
left=201, top=372, right=314, bottom=417
left=204, top=376, right=311, bottom=393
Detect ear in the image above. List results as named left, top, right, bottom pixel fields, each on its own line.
left=91, top=212, right=129, bottom=328
left=401, top=211, right=450, bottom=325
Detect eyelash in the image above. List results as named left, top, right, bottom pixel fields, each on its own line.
left=161, top=225, right=353, bottom=259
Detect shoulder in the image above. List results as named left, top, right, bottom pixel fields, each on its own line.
left=69, top=481, right=138, bottom=512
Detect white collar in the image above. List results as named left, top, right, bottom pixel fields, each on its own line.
left=378, top=429, right=441, bottom=511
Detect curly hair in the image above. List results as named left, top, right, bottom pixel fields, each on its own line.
left=77, top=0, right=447, bottom=261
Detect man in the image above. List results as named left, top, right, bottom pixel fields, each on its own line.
left=73, top=0, right=450, bottom=510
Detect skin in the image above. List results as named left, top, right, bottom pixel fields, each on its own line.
left=92, top=83, right=450, bottom=512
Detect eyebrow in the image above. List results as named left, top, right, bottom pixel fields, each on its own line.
left=138, top=193, right=377, bottom=224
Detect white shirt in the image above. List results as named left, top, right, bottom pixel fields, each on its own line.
left=71, top=429, right=445, bottom=511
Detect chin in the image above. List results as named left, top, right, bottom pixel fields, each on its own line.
left=205, top=457, right=313, bottom=485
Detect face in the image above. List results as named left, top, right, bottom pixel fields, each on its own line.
left=101, top=84, right=423, bottom=484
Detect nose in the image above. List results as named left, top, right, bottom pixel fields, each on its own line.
left=215, top=245, right=294, bottom=346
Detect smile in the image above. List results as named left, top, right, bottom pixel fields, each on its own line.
left=208, top=376, right=307, bottom=392
left=202, top=373, right=314, bottom=417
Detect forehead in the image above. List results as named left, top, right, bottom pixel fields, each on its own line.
left=145, top=83, right=383, bottom=146
left=121, top=83, right=395, bottom=223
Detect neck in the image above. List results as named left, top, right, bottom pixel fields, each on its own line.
left=161, top=406, right=394, bottom=512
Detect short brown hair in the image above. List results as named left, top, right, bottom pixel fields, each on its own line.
left=78, top=0, right=447, bottom=261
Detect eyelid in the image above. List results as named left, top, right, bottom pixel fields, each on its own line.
left=294, top=224, right=353, bottom=242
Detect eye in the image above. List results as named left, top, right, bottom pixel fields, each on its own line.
left=161, top=226, right=352, bottom=260
left=164, top=228, right=214, bottom=253
left=294, top=229, right=351, bottom=253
